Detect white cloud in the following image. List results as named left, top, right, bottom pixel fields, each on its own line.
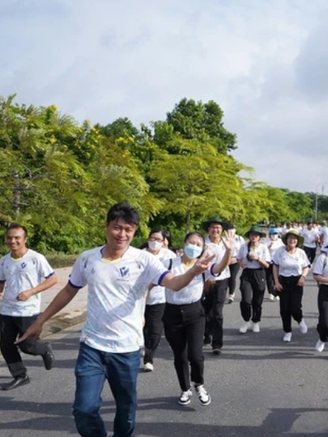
left=0, top=0, right=328, bottom=192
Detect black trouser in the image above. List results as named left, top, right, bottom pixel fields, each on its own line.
left=0, top=315, right=48, bottom=378
left=228, top=263, right=240, bottom=296
left=202, top=279, right=228, bottom=349
left=265, top=264, right=277, bottom=296
left=303, top=246, right=316, bottom=265
left=239, top=269, right=266, bottom=323
left=143, top=303, right=165, bottom=364
left=163, top=300, right=205, bottom=392
left=317, top=284, right=328, bottom=342
left=278, top=276, right=303, bottom=332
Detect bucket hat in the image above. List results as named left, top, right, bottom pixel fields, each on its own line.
left=282, top=229, right=304, bottom=248
left=245, top=225, right=266, bottom=239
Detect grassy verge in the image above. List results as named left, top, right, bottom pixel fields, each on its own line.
left=45, top=253, right=79, bottom=269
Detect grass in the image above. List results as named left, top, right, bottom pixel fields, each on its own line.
left=45, top=253, right=79, bottom=269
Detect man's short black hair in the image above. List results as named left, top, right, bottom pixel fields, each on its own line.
left=6, top=223, right=28, bottom=238
left=106, top=202, right=140, bottom=226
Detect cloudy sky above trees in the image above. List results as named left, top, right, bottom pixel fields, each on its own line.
left=1, top=0, right=327, bottom=193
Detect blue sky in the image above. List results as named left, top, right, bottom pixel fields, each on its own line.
left=1, top=0, right=328, bottom=193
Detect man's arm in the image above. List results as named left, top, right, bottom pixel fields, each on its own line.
left=16, top=273, right=59, bottom=301
left=16, top=282, right=80, bottom=343
left=0, top=281, right=5, bottom=300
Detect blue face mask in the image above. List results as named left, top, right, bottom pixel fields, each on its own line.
left=184, top=244, right=203, bottom=259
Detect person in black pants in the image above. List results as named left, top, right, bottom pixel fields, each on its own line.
left=163, top=230, right=234, bottom=406
left=0, top=224, right=57, bottom=390
left=237, top=225, right=270, bottom=334
left=201, top=216, right=231, bottom=355
left=273, top=230, right=310, bottom=342
left=312, top=249, right=328, bottom=352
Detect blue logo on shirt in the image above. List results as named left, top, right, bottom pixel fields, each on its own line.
left=21, top=262, right=27, bottom=269
left=120, top=267, right=129, bottom=277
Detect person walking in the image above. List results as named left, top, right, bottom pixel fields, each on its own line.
left=201, top=216, right=231, bottom=355
left=301, top=222, right=320, bottom=265
left=237, top=225, right=270, bottom=333
left=263, top=227, right=285, bottom=301
left=18, top=202, right=215, bottom=437
left=0, top=223, right=57, bottom=390
left=226, top=223, right=245, bottom=304
left=312, top=250, right=328, bottom=352
left=143, top=228, right=176, bottom=372
left=273, top=229, right=310, bottom=342
left=163, top=230, right=234, bottom=406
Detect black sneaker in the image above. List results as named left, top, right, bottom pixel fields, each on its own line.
left=178, top=389, right=192, bottom=406
left=228, top=294, right=235, bottom=304
left=195, top=384, right=211, bottom=406
left=1, top=375, right=30, bottom=391
left=42, top=343, right=55, bottom=370
left=212, top=348, right=222, bottom=356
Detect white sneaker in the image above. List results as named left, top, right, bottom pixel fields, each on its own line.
left=239, top=321, right=252, bottom=334
left=269, top=294, right=275, bottom=301
left=283, top=332, right=292, bottom=342
left=315, top=340, right=325, bottom=352
left=299, top=319, right=308, bottom=334
left=195, top=385, right=211, bottom=406
left=252, top=322, right=260, bottom=333
left=178, top=389, right=192, bottom=406
left=144, top=362, right=154, bottom=372
left=275, top=295, right=280, bottom=301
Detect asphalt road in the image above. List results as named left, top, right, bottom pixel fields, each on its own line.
left=0, top=273, right=327, bottom=437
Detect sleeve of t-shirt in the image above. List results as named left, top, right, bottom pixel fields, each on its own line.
left=272, top=248, right=282, bottom=265
left=0, top=258, right=5, bottom=282
left=313, top=255, right=325, bottom=276
left=262, top=246, right=271, bottom=262
left=144, top=253, right=170, bottom=286
left=69, top=254, right=87, bottom=289
left=37, top=254, right=55, bottom=279
left=300, top=250, right=311, bottom=268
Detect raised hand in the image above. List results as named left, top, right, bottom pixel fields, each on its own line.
left=222, top=229, right=236, bottom=251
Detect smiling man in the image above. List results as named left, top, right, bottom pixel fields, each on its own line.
left=0, top=223, right=58, bottom=390
left=18, top=202, right=215, bottom=437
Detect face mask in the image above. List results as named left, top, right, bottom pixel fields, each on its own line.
left=148, top=241, right=162, bottom=251
left=270, top=234, right=278, bottom=241
left=184, top=244, right=203, bottom=259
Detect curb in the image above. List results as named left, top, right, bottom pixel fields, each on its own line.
left=40, top=307, right=87, bottom=338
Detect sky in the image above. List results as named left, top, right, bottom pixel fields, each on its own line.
left=1, top=0, right=328, bottom=194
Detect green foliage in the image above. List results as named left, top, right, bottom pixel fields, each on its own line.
left=0, top=94, right=323, bottom=256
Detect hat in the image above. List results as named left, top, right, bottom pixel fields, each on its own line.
left=269, top=227, right=279, bottom=234
left=244, top=225, right=266, bottom=239
left=202, top=216, right=225, bottom=231
left=225, top=222, right=235, bottom=230
left=282, top=230, right=304, bottom=248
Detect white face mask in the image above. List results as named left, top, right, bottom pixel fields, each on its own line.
left=148, top=240, right=162, bottom=251
left=270, top=234, right=278, bottom=241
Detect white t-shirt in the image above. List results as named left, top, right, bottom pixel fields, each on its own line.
left=263, top=237, right=285, bottom=261
left=320, top=227, right=328, bottom=249
left=164, top=257, right=219, bottom=305
left=313, top=253, right=328, bottom=284
left=231, top=234, right=245, bottom=261
left=0, top=249, right=55, bottom=317
left=143, top=248, right=176, bottom=305
left=205, top=237, right=230, bottom=280
left=237, top=243, right=271, bottom=269
left=301, top=228, right=319, bottom=248
left=273, top=246, right=310, bottom=277
left=69, top=246, right=169, bottom=353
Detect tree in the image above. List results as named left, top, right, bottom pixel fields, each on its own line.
left=165, top=98, right=237, bottom=153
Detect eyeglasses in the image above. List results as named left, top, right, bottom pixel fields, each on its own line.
left=148, top=237, right=164, bottom=242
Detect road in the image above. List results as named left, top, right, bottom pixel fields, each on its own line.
left=0, top=273, right=327, bottom=437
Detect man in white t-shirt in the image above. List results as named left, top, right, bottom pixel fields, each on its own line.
left=0, top=224, right=58, bottom=391
left=19, top=202, right=215, bottom=437
left=301, top=222, right=320, bottom=264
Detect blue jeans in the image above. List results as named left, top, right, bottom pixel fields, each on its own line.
left=73, top=342, right=140, bottom=437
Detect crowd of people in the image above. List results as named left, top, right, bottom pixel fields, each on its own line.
left=0, top=205, right=328, bottom=437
